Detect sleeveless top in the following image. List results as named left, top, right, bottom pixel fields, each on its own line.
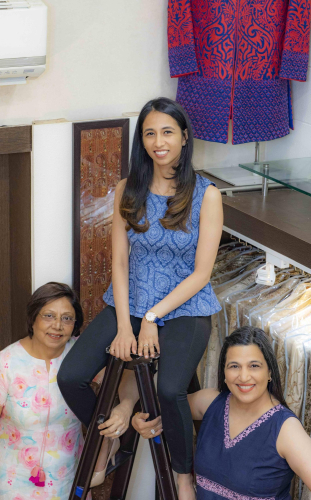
left=103, top=174, right=221, bottom=320
left=195, top=391, right=298, bottom=500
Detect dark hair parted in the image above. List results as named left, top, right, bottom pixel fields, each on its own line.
left=119, top=97, right=196, bottom=233
left=27, top=282, right=83, bottom=338
left=218, top=326, right=289, bottom=408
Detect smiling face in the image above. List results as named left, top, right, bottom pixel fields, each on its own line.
left=142, top=110, right=187, bottom=171
left=224, top=344, right=271, bottom=404
left=32, top=297, right=75, bottom=352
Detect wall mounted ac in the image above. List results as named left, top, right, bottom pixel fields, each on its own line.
left=0, top=0, right=47, bottom=85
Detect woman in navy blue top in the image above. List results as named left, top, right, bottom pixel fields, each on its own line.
left=58, top=97, right=223, bottom=498
left=133, top=327, right=311, bottom=499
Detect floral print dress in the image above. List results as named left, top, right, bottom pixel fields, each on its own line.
left=0, top=339, right=90, bottom=500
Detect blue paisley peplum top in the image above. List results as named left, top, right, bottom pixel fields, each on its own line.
left=104, top=174, right=221, bottom=320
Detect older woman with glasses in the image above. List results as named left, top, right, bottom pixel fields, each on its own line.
left=0, top=282, right=138, bottom=500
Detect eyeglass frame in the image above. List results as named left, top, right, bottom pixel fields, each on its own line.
left=38, top=312, right=76, bottom=327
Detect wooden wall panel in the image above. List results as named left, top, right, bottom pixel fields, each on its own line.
left=9, top=153, right=32, bottom=343
left=74, top=119, right=129, bottom=330
left=0, top=126, right=32, bottom=154
left=0, top=155, right=12, bottom=349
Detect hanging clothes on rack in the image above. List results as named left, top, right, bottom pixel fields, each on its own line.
left=197, top=242, right=265, bottom=387
left=251, top=282, right=311, bottom=334
left=199, top=237, right=311, bottom=500
left=223, top=269, right=298, bottom=336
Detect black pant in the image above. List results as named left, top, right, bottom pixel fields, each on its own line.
left=57, top=306, right=211, bottom=473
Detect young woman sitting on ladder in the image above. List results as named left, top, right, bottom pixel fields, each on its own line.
left=58, top=97, right=223, bottom=499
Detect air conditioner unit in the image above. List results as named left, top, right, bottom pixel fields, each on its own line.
left=0, top=0, right=47, bottom=85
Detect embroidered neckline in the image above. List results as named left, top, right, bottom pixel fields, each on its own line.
left=224, top=393, right=282, bottom=449
left=196, top=476, right=275, bottom=500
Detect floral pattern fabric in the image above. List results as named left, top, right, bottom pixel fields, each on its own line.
left=0, top=339, right=89, bottom=500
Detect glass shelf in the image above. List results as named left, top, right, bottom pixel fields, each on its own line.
left=238, top=157, right=311, bottom=197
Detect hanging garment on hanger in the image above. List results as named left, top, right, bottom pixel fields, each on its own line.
left=271, top=305, right=311, bottom=388
left=203, top=264, right=263, bottom=388
left=167, top=0, right=311, bottom=144
left=215, top=267, right=264, bottom=344
left=303, top=333, right=311, bottom=436
left=223, top=270, right=297, bottom=335
left=212, top=246, right=253, bottom=273
left=247, top=270, right=301, bottom=329
left=215, top=241, right=245, bottom=260
left=301, top=344, right=311, bottom=500
left=252, top=282, right=311, bottom=334
left=246, top=276, right=306, bottom=329
left=211, top=250, right=263, bottom=279
left=290, top=334, right=311, bottom=500
left=211, top=247, right=258, bottom=276
left=284, top=333, right=311, bottom=417
left=301, top=483, right=311, bottom=500
left=223, top=282, right=267, bottom=335
left=202, top=314, right=222, bottom=389
left=214, top=263, right=261, bottom=296
left=236, top=276, right=303, bottom=328
left=211, top=256, right=265, bottom=286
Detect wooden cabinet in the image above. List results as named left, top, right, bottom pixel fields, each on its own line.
left=0, top=126, right=32, bottom=349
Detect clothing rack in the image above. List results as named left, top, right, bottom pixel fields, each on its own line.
left=223, top=226, right=311, bottom=275
left=200, top=236, right=311, bottom=500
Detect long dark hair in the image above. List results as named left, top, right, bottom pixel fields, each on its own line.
left=27, top=282, right=83, bottom=338
left=218, top=326, right=289, bottom=408
left=120, top=97, right=196, bottom=233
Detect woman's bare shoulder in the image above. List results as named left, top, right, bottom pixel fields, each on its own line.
left=188, top=388, right=220, bottom=420
left=116, top=178, right=127, bottom=191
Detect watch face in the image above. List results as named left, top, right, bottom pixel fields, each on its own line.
left=146, top=312, right=156, bottom=322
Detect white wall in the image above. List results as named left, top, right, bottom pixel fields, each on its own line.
left=0, top=0, right=177, bottom=126
left=0, top=0, right=264, bottom=172
left=193, top=125, right=265, bottom=170
left=265, top=53, right=311, bottom=159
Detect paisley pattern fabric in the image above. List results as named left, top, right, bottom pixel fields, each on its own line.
left=167, top=0, right=311, bottom=144
left=0, top=339, right=89, bottom=500
left=104, top=174, right=221, bottom=320
left=195, top=391, right=298, bottom=500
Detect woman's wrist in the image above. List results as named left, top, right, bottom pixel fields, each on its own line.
left=118, top=398, right=135, bottom=415
left=116, top=318, right=132, bottom=330
left=144, top=309, right=165, bottom=326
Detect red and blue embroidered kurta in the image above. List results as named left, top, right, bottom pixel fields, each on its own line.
left=168, top=0, right=311, bottom=144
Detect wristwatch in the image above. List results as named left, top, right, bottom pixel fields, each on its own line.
left=144, top=311, right=165, bottom=326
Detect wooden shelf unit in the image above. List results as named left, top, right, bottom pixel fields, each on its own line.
left=0, top=126, right=32, bottom=349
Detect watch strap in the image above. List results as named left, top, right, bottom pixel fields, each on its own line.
left=154, top=317, right=165, bottom=327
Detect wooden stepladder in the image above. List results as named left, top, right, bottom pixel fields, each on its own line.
left=69, top=350, right=201, bottom=500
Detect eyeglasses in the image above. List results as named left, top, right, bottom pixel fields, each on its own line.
left=38, top=313, right=76, bottom=326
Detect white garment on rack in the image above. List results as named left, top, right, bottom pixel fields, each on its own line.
left=254, top=283, right=311, bottom=336
left=271, top=305, right=311, bottom=389
left=284, top=334, right=311, bottom=418
left=203, top=267, right=261, bottom=388
left=301, top=484, right=311, bottom=500
left=235, top=277, right=302, bottom=331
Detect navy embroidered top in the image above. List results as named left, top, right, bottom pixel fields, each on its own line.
left=103, top=174, right=221, bottom=320
left=195, top=391, right=298, bottom=500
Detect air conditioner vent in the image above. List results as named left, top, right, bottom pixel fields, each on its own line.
left=0, top=1, right=30, bottom=9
